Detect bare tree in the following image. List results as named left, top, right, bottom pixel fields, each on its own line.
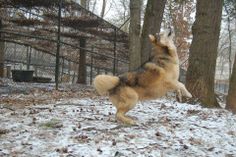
left=164, top=0, right=195, bottom=69
left=91, top=0, right=97, bottom=13
left=77, top=0, right=87, bottom=84
left=225, top=0, right=236, bottom=113
left=225, top=5, right=233, bottom=78
left=129, top=0, right=167, bottom=69
left=129, top=0, right=141, bottom=70
left=100, top=0, right=107, bottom=18
left=0, top=19, right=4, bottom=77
left=80, top=0, right=90, bottom=9
left=106, top=0, right=130, bottom=32
left=186, top=0, right=223, bottom=107
left=140, top=0, right=166, bottom=65
left=226, top=53, right=236, bottom=113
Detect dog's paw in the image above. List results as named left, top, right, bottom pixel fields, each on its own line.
left=183, top=91, right=192, bottom=98
left=116, top=114, right=137, bottom=125
left=126, top=119, right=136, bottom=125
left=186, top=92, right=192, bottom=98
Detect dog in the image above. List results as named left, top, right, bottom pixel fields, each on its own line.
left=93, top=29, right=192, bottom=125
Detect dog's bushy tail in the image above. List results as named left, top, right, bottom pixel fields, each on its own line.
left=93, top=75, right=119, bottom=95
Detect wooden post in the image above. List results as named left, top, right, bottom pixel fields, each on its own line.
left=77, top=38, right=87, bottom=84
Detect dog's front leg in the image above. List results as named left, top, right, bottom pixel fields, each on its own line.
left=176, top=81, right=192, bottom=98
left=176, top=89, right=183, bottom=102
left=168, top=81, right=192, bottom=98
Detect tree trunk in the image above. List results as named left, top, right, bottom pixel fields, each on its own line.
left=91, top=0, right=97, bottom=13
left=129, top=0, right=141, bottom=70
left=0, top=19, right=4, bottom=77
left=225, top=5, right=233, bottom=78
left=0, top=41, right=4, bottom=77
left=226, top=53, right=236, bottom=113
left=100, top=0, right=106, bottom=18
left=77, top=38, right=87, bottom=84
left=140, top=0, right=166, bottom=65
left=77, top=0, right=87, bottom=84
left=186, top=0, right=223, bottom=107
left=80, top=0, right=89, bottom=9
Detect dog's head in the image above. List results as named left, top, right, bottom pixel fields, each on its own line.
left=148, top=29, right=177, bottom=58
left=149, top=29, right=174, bottom=46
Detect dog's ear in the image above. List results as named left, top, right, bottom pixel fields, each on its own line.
left=149, top=34, right=156, bottom=43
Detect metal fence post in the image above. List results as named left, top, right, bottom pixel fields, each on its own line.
left=27, top=46, right=32, bottom=70
left=68, top=61, right=71, bottom=82
left=61, top=56, right=65, bottom=82
left=113, top=28, right=117, bottom=75
left=90, top=51, right=93, bottom=85
left=6, top=65, right=11, bottom=78
left=55, top=0, right=62, bottom=89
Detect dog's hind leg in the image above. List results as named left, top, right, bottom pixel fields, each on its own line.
left=116, top=108, right=136, bottom=125
left=110, top=87, right=138, bottom=125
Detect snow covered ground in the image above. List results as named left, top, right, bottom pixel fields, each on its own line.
left=1, top=94, right=236, bottom=157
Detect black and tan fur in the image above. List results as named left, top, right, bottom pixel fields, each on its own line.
left=94, top=30, right=192, bottom=125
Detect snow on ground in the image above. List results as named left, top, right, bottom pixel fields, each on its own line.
left=1, top=94, right=236, bottom=157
